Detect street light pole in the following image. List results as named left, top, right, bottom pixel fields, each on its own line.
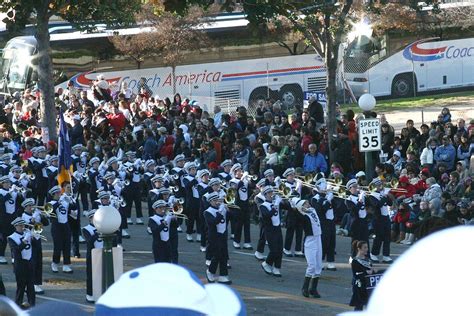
left=93, top=205, right=122, bottom=294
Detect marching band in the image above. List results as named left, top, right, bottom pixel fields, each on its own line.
left=0, top=143, right=414, bottom=306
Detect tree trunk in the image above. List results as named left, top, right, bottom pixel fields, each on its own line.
left=35, top=9, right=57, bottom=141
left=326, top=52, right=338, bottom=165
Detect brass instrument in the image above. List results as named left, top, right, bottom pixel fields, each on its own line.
left=296, top=174, right=314, bottom=183
left=276, top=183, right=292, bottom=198
left=166, top=203, right=188, bottom=219
left=25, top=223, right=47, bottom=241
left=32, top=203, right=56, bottom=218
left=224, top=190, right=240, bottom=209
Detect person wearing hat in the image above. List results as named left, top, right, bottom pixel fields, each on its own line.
left=82, top=209, right=103, bottom=303
left=355, top=171, right=367, bottom=187
left=311, top=178, right=337, bottom=271
left=28, top=147, right=48, bottom=206
left=282, top=168, right=304, bottom=257
left=197, top=169, right=211, bottom=252
left=60, top=181, right=80, bottom=258
left=72, top=146, right=90, bottom=219
left=48, top=185, right=73, bottom=273
left=156, top=187, right=180, bottom=264
left=0, top=154, right=11, bottom=176
left=183, top=162, right=200, bottom=242
left=229, top=164, right=252, bottom=250
left=88, top=157, right=103, bottom=209
left=102, top=171, right=129, bottom=240
left=218, top=160, right=232, bottom=183
left=9, top=165, right=28, bottom=195
left=260, top=186, right=283, bottom=277
left=122, top=152, right=145, bottom=225
left=204, top=192, right=231, bottom=284
left=414, top=168, right=430, bottom=194
left=367, top=178, right=393, bottom=264
left=21, top=198, right=49, bottom=294
left=8, top=217, right=35, bottom=307
left=46, top=155, right=59, bottom=190
left=387, top=150, right=403, bottom=175
left=0, top=175, right=20, bottom=264
left=344, top=179, right=369, bottom=260
left=149, top=200, right=175, bottom=263
left=202, top=178, right=225, bottom=264
left=294, top=199, right=323, bottom=298
left=253, top=178, right=267, bottom=261
left=148, top=175, right=165, bottom=222
left=143, top=159, right=156, bottom=199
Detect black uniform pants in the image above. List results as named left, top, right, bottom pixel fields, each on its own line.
left=234, top=201, right=251, bottom=244
left=200, top=210, right=208, bottom=248
left=69, top=217, right=81, bottom=257
left=51, top=223, right=71, bottom=265
left=371, top=217, right=391, bottom=257
left=185, top=198, right=200, bottom=235
left=125, top=183, right=143, bottom=219
left=284, top=211, right=303, bottom=252
left=32, top=239, right=43, bottom=285
left=209, top=235, right=228, bottom=276
left=321, top=221, right=336, bottom=262
left=79, top=182, right=90, bottom=212
left=265, top=226, right=283, bottom=268
left=0, top=225, right=14, bottom=257
left=34, top=179, right=48, bottom=206
left=86, top=251, right=93, bottom=296
left=256, top=220, right=266, bottom=253
left=15, top=260, right=35, bottom=306
left=153, top=241, right=171, bottom=263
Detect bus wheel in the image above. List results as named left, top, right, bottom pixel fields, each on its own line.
left=279, top=84, right=303, bottom=111
left=248, top=87, right=269, bottom=109
left=391, top=74, right=415, bottom=98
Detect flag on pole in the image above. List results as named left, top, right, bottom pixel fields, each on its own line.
left=58, top=109, right=73, bottom=188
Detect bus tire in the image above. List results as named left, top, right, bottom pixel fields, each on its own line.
left=248, top=87, right=270, bottom=109
left=391, top=74, right=416, bottom=98
left=279, top=84, right=303, bottom=111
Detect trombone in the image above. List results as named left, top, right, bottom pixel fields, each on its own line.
left=275, top=183, right=299, bottom=199
left=296, top=174, right=314, bottom=183
left=166, top=203, right=188, bottom=219
left=25, top=223, right=47, bottom=241
left=32, top=203, right=56, bottom=218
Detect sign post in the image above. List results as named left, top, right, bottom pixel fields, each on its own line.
left=358, top=94, right=379, bottom=182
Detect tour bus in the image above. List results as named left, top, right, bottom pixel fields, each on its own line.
left=344, top=3, right=474, bottom=98
left=0, top=14, right=327, bottom=112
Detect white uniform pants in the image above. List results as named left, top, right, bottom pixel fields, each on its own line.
left=304, top=235, right=323, bottom=277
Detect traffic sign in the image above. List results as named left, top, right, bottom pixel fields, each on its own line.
left=358, top=118, right=381, bottom=152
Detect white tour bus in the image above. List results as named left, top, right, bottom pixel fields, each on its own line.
left=345, top=36, right=474, bottom=98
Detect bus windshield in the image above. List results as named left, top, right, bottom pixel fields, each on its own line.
left=344, top=35, right=386, bottom=73
left=0, top=40, right=35, bottom=92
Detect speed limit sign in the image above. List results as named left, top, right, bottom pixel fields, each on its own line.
left=358, top=118, right=381, bottom=152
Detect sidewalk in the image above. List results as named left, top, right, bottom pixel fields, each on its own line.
left=382, top=103, right=474, bottom=131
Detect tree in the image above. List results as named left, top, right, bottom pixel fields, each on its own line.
left=109, top=32, right=156, bottom=69
left=0, top=0, right=141, bottom=140
left=138, top=2, right=213, bottom=94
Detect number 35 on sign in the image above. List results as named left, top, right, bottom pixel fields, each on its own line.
left=358, top=118, right=381, bottom=152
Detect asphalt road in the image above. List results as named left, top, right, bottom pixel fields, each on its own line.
left=0, top=213, right=411, bottom=316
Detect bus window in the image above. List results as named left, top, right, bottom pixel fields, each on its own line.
left=0, top=41, right=35, bottom=91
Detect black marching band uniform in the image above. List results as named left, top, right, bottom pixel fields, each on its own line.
left=0, top=175, right=21, bottom=264
left=345, top=179, right=370, bottom=259
left=229, top=163, right=252, bottom=250
left=148, top=200, right=174, bottom=263
left=282, top=168, right=303, bottom=257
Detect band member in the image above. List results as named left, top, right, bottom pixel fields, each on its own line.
left=82, top=209, right=103, bottom=303
left=294, top=199, right=323, bottom=298
left=260, top=186, right=283, bottom=277
left=49, top=185, right=73, bottom=273
left=197, top=169, right=210, bottom=252
left=0, top=175, right=20, bottom=264
left=46, top=155, right=59, bottom=190
left=229, top=163, right=252, bottom=250
left=350, top=240, right=376, bottom=311
left=32, top=146, right=49, bottom=206
left=158, top=187, right=179, bottom=264
left=217, top=160, right=232, bottom=182
left=170, top=154, right=186, bottom=232
left=148, top=175, right=164, bottom=231
left=345, top=179, right=369, bottom=259
left=9, top=165, right=29, bottom=194
left=254, top=178, right=267, bottom=261
left=103, top=172, right=129, bottom=239
left=0, top=154, right=10, bottom=176
left=88, top=157, right=102, bottom=208
left=205, top=192, right=231, bottom=284
left=148, top=200, right=174, bottom=263
left=283, top=168, right=303, bottom=257
left=368, top=178, right=393, bottom=264
left=61, top=182, right=80, bottom=258
left=123, top=151, right=144, bottom=225
left=182, top=162, right=200, bottom=242
left=71, top=145, right=89, bottom=214
left=21, top=198, right=49, bottom=294
left=143, top=159, right=156, bottom=196
left=8, top=217, right=35, bottom=307
left=311, top=178, right=337, bottom=271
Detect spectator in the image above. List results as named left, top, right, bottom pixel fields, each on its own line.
left=434, top=135, right=456, bottom=171
left=143, top=129, right=158, bottom=160
left=303, top=143, right=327, bottom=174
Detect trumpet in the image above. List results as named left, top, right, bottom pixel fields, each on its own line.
left=242, top=173, right=258, bottom=181
left=33, top=203, right=56, bottom=218
left=10, top=185, right=27, bottom=195
left=25, top=224, right=47, bottom=241
left=296, top=174, right=314, bottom=183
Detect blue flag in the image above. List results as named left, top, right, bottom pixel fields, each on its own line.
left=58, top=109, right=72, bottom=187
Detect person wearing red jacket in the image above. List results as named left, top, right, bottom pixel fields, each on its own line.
left=413, top=168, right=430, bottom=194
left=159, top=135, right=175, bottom=161
left=391, top=176, right=416, bottom=199
left=391, top=202, right=411, bottom=243
left=106, top=104, right=127, bottom=135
